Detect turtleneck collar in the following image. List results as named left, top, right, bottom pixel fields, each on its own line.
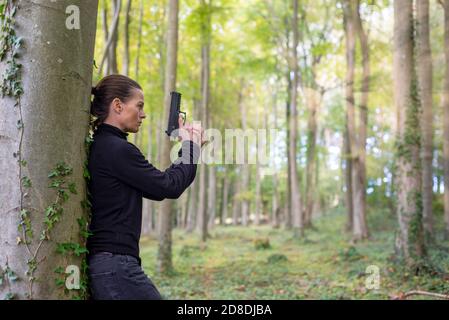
left=95, top=123, right=129, bottom=140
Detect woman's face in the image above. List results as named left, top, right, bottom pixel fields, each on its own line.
left=120, top=89, right=146, bottom=133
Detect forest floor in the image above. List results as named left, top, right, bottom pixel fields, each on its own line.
left=140, top=208, right=449, bottom=299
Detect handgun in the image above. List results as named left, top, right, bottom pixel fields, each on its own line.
left=165, top=91, right=186, bottom=137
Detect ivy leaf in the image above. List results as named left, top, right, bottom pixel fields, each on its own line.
left=4, top=293, right=14, bottom=300
left=55, top=278, right=65, bottom=287
left=54, top=266, right=65, bottom=274
left=74, top=246, right=88, bottom=257
left=6, top=268, right=18, bottom=282
left=68, top=182, right=77, bottom=195
left=21, top=176, right=31, bottom=187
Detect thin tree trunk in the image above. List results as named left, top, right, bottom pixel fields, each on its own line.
left=102, top=0, right=110, bottom=76
left=238, top=81, right=251, bottom=227
left=157, top=0, right=179, bottom=274
left=109, top=0, right=120, bottom=74
left=285, top=66, right=292, bottom=229
left=98, top=0, right=121, bottom=75
left=353, top=0, right=369, bottom=240
left=271, top=88, right=280, bottom=228
left=344, top=0, right=367, bottom=240
left=393, top=0, right=426, bottom=264
left=232, top=170, right=241, bottom=225
left=135, top=0, right=144, bottom=81
left=185, top=99, right=201, bottom=233
left=442, top=0, right=449, bottom=239
left=290, top=0, right=304, bottom=237
left=123, top=0, right=132, bottom=76
left=142, top=113, right=154, bottom=237
left=304, top=88, right=319, bottom=228
left=207, top=166, right=217, bottom=229
left=186, top=180, right=197, bottom=232
left=197, top=0, right=211, bottom=242
left=416, top=0, right=434, bottom=239
left=343, top=124, right=354, bottom=232
left=221, top=173, right=230, bottom=225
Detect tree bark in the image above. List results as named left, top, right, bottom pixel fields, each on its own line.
left=343, top=124, right=354, bottom=232
left=393, top=0, right=426, bottom=264
left=304, top=88, right=319, bottom=228
left=416, top=0, right=434, bottom=239
left=238, top=81, right=250, bottom=227
left=271, top=89, right=280, bottom=228
left=197, top=0, right=211, bottom=242
left=142, top=113, right=154, bottom=237
left=135, top=0, right=143, bottom=81
left=290, top=0, right=304, bottom=237
left=207, top=166, right=217, bottom=229
left=157, top=0, right=179, bottom=274
left=220, top=172, right=230, bottom=225
left=232, top=169, right=241, bottom=225
left=123, top=0, right=132, bottom=76
left=353, top=0, right=369, bottom=240
left=101, top=0, right=110, bottom=76
left=0, top=0, right=98, bottom=299
left=442, top=0, right=449, bottom=239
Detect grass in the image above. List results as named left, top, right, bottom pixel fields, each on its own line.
left=139, top=208, right=449, bottom=300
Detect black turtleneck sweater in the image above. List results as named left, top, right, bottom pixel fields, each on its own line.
left=86, top=123, right=199, bottom=265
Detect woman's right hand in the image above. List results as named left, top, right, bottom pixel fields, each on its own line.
left=178, top=116, right=207, bottom=147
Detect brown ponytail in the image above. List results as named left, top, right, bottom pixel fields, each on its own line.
left=90, top=74, right=142, bottom=130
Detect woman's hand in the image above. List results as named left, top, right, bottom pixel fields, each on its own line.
left=178, top=116, right=207, bottom=147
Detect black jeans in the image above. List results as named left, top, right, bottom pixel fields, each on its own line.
left=87, top=252, right=162, bottom=300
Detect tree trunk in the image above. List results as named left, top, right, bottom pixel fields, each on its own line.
left=232, top=170, right=241, bottom=225
left=185, top=99, right=201, bottom=233
left=197, top=0, right=211, bottom=242
left=289, top=0, right=303, bottom=237
left=416, top=0, right=434, bottom=239
left=238, top=81, right=250, bottom=227
left=142, top=113, right=154, bottom=237
left=207, top=166, right=217, bottom=229
left=0, top=0, right=98, bottom=299
left=442, top=0, right=449, bottom=239
left=157, top=0, right=179, bottom=274
left=343, top=124, right=354, bottom=232
left=98, top=0, right=121, bottom=75
left=101, top=0, right=110, bottom=76
left=135, top=0, right=144, bottom=81
left=343, top=0, right=368, bottom=241
left=393, top=0, right=426, bottom=264
left=285, top=68, right=292, bottom=229
left=221, top=173, right=230, bottom=225
left=109, top=0, right=120, bottom=74
left=271, top=90, right=280, bottom=228
left=123, top=0, right=132, bottom=76
left=304, top=88, right=319, bottom=228
left=186, top=180, right=197, bottom=232
left=353, top=0, right=369, bottom=240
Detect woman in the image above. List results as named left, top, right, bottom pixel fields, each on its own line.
left=86, top=74, right=204, bottom=300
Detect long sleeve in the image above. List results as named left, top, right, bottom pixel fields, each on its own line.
left=111, top=140, right=200, bottom=200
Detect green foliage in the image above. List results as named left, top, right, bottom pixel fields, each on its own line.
left=140, top=210, right=449, bottom=299
left=267, top=254, right=288, bottom=264
left=56, top=242, right=88, bottom=257
left=254, top=238, right=271, bottom=250
left=0, top=0, right=23, bottom=101
left=338, top=246, right=364, bottom=262
left=19, top=208, right=33, bottom=240
left=21, top=176, right=31, bottom=187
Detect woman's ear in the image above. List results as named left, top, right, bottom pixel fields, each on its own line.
left=111, top=98, right=123, bottom=114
